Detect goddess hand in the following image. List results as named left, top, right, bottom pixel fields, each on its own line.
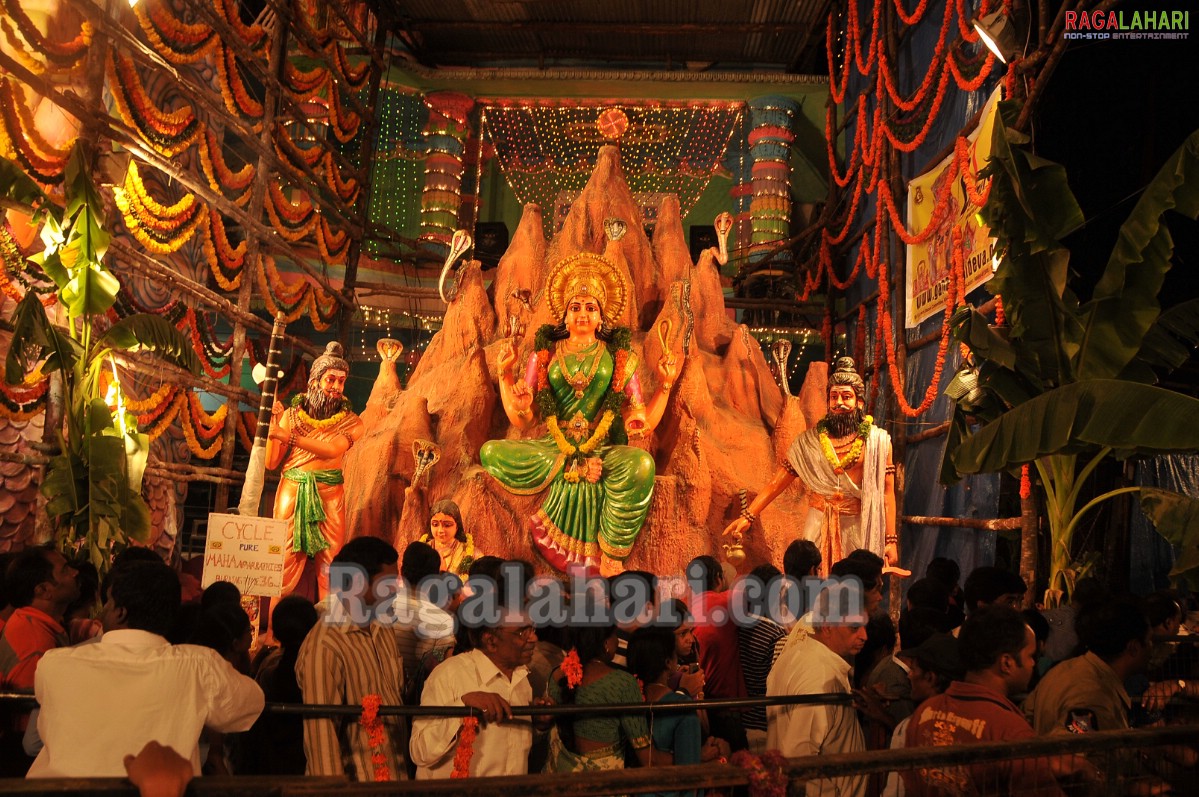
left=497, top=340, right=518, bottom=378
left=722, top=517, right=750, bottom=538
left=584, top=457, right=603, bottom=483
left=657, top=351, right=679, bottom=386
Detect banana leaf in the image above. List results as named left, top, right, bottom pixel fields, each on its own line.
left=1075, top=130, right=1199, bottom=381
left=4, top=291, right=82, bottom=384
left=1138, top=487, right=1199, bottom=590
left=982, top=110, right=1086, bottom=387
left=950, top=380, right=1199, bottom=477
left=96, top=313, right=202, bottom=375
left=1118, top=299, right=1199, bottom=383
left=0, top=155, right=51, bottom=210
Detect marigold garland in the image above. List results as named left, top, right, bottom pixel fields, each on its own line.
left=133, top=0, right=216, bottom=64
left=1019, top=464, right=1032, bottom=500
left=731, top=750, right=788, bottom=797
left=106, top=52, right=201, bottom=157
left=0, top=0, right=90, bottom=66
left=561, top=648, right=584, bottom=689
left=215, top=45, right=264, bottom=125
left=0, top=79, right=67, bottom=184
left=358, top=693, right=392, bottom=782
left=450, top=716, right=479, bottom=779
left=199, top=129, right=254, bottom=203
left=816, top=414, right=873, bottom=473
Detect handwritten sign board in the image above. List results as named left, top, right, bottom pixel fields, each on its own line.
left=202, top=513, right=288, bottom=597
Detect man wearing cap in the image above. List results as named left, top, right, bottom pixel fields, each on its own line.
left=267, top=342, right=363, bottom=602
left=725, top=357, right=906, bottom=576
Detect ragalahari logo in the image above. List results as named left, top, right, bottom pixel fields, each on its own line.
left=1064, top=9, right=1189, bottom=40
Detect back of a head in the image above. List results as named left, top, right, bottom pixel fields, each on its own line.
left=1070, top=577, right=1105, bottom=609
left=4, top=547, right=55, bottom=609
left=272, top=595, right=319, bottom=652
left=1021, top=608, right=1050, bottom=644
left=111, top=546, right=163, bottom=571
left=957, top=605, right=1028, bottom=673
left=925, top=557, right=961, bottom=589
left=745, top=564, right=781, bottom=615
left=467, top=555, right=505, bottom=583
left=783, top=539, right=821, bottom=580
left=898, top=607, right=946, bottom=649
left=687, top=555, right=723, bottom=593
left=191, top=603, right=251, bottom=654
left=1145, top=591, right=1182, bottom=628
left=906, top=578, right=950, bottom=613
left=201, top=580, right=242, bottom=612
left=962, top=566, right=1026, bottom=613
left=110, top=561, right=182, bottom=637
left=333, top=536, right=399, bottom=582
left=829, top=556, right=879, bottom=592
left=626, top=626, right=676, bottom=686
left=1078, top=596, right=1149, bottom=661
left=845, top=548, right=884, bottom=573
left=401, top=540, right=442, bottom=588
left=611, top=569, right=658, bottom=617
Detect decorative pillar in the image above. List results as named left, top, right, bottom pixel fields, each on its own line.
left=746, top=96, right=800, bottom=264
left=722, top=138, right=754, bottom=266
left=419, top=91, right=474, bottom=253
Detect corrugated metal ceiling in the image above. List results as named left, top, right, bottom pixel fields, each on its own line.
left=374, top=0, right=833, bottom=75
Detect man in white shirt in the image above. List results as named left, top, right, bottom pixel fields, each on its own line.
left=767, top=582, right=868, bottom=797
left=28, top=561, right=264, bottom=777
left=410, top=579, right=546, bottom=778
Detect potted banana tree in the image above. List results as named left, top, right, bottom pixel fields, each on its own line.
left=941, top=105, right=1199, bottom=605
left=2, top=140, right=199, bottom=574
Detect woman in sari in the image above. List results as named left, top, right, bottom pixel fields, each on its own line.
left=482, top=252, right=680, bottom=576
left=546, top=624, right=670, bottom=775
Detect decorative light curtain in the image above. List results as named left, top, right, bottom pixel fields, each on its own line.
left=482, top=101, right=743, bottom=229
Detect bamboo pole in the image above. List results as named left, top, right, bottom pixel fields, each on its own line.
left=901, top=421, right=950, bottom=445
left=0, top=451, right=49, bottom=466
left=213, top=6, right=289, bottom=513
left=115, top=351, right=257, bottom=405
left=108, top=240, right=319, bottom=357
left=0, top=47, right=352, bottom=309
left=145, top=464, right=241, bottom=486
left=902, top=515, right=1022, bottom=531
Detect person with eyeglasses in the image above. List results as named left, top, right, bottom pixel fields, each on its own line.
left=411, top=593, right=548, bottom=777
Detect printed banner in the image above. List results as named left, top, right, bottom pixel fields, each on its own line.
left=905, top=87, right=1002, bottom=328
left=202, top=513, right=288, bottom=597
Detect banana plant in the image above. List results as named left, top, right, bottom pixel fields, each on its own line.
left=941, top=105, right=1199, bottom=605
left=3, top=140, right=199, bottom=573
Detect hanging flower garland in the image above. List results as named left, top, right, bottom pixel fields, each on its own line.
left=214, top=0, right=268, bottom=52
left=283, top=59, right=328, bottom=98
left=133, top=0, right=216, bottom=64
left=317, top=217, right=350, bottom=264
left=0, top=80, right=67, bottom=185
left=0, top=0, right=90, bottom=67
left=451, top=717, right=479, bottom=779
left=0, top=376, right=48, bottom=420
left=264, top=180, right=317, bottom=241
left=199, top=210, right=246, bottom=290
left=331, top=41, right=370, bottom=89
left=215, top=45, right=264, bottom=126
left=358, top=694, right=392, bottom=782
left=561, top=649, right=584, bottom=688
left=107, top=52, right=201, bottom=157
left=114, top=162, right=206, bottom=254
left=328, top=85, right=362, bottom=144
left=198, top=129, right=254, bottom=204
left=326, top=153, right=360, bottom=203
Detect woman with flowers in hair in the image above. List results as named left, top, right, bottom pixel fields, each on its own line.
left=481, top=252, right=680, bottom=576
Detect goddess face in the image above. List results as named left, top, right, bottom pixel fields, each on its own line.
left=565, top=294, right=603, bottom=339
left=429, top=512, right=458, bottom=547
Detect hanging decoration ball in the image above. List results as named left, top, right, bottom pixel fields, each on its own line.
left=596, top=108, right=629, bottom=142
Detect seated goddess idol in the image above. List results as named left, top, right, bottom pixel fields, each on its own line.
left=481, top=252, right=680, bottom=576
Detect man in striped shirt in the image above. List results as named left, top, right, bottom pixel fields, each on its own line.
left=296, top=536, right=408, bottom=780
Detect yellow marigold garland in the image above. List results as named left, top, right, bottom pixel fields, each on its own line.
left=816, top=414, right=873, bottom=473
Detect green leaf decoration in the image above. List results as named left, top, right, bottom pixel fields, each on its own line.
left=1139, top=487, right=1199, bottom=590
left=96, top=313, right=202, bottom=375
left=1075, top=130, right=1199, bottom=381
left=951, top=380, right=1199, bottom=476
left=4, top=292, right=82, bottom=385
left=1118, top=299, right=1199, bottom=383
left=61, top=260, right=119, bottom=318
left=0, top=155, right=52, bottom=211
left=952, top=306, right=1016, bottom=369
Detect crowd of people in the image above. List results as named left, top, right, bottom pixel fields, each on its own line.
left=0, top=506, right=1195, bottom=796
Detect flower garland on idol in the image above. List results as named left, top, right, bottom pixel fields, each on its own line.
left=532, top=324, right=633, bottom=483
left=816, top=414, right=873, bottom=474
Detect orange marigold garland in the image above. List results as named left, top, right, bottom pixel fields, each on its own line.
left=561, top=648, right=583, bottom=689
left=731, top=750, right=787, bottom=797
left=107, top=52, right=201, bottom=157
left=1019, top=464, right=1032, bottom=500
left=450, top=716, right=479, bottom=779
left=133, top=0, right=216, bottom=64
left=358, top=693, right=392, bottom=782
left=0, top=0, right=90, bottom=66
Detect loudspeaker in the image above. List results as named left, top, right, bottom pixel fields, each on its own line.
left=474, top=222, right=508, bottom=269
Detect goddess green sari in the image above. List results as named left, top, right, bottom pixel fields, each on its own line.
left=480, top=340, right=655, bottom=571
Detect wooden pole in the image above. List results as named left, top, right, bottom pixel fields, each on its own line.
left=0, top=48, right=352, bottom=309
left=213, top=4, right=290, bottom=514
left=903, top=515, right=1023, bottom=531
